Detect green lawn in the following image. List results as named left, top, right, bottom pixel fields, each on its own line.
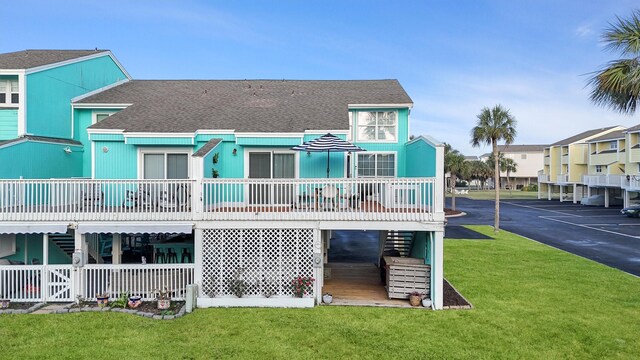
left=448, top=189, right=540, bottom=200
left=2, top=226, right=639, bottom=359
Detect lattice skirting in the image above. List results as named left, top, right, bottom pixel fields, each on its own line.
left=201, top=228, right=314, bottom=299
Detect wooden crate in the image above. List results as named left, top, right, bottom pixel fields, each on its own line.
left=383, top=256, right=431, bottom=299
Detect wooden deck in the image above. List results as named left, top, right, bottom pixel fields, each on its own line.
left=322, top=262, right=415, bottom=308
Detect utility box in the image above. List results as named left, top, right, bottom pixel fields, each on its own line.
left=72, top=251, right=84, bottom=267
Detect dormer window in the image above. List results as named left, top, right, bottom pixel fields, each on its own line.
left=0, top=79, right=19, bottom=105
left=357, top=111, right=397, bottom=141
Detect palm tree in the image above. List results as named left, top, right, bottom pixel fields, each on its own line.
left=471, top=105, right=517, bottom=232
left=501, top=158, right=518, bottom=195
left=446, top=151, right=467, bottom=211
left=587, top=10, right=640, bottom=114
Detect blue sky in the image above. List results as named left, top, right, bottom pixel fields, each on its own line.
left=2, top=0, right=639, bottom=155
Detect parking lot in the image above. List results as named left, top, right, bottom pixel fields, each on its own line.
left=447, top=198, right=640, bottom=276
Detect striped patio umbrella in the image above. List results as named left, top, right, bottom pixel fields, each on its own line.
left=291, top=133, right=365, bottom=178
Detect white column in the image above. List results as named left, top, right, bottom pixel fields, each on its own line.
left=112, top=233, right=122, bottom=264
left=573, top=184, right=578, bottom=204
left=604, top=188, right=610, bottom=208
left=432, top=230, right=444, bottom=310
left=587, top=186, right=591, bottom=198
left=559, top=186, right=564, bottom=202
left=623, top=190, right=630, bottom=208
left=73, top=230, right=85, bottom=300
left=42, top=234, right=49, bottom=265
left=313, top=228, right=323, bottom=305
left=194, top=228, right=203, bottom=297
left=435, top=143, right=445, bottom=213
left=548, top=185, right=552, bottom=200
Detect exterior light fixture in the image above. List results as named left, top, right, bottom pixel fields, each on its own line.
left=232, top=148, right=237, bottom=156
left=63, top=147, right=72, bottom=154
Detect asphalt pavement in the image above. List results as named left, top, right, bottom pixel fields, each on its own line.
left=447, top=197, right=640, bottom=276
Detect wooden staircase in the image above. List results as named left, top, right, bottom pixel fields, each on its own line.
left=49, top=233, right=75, bottom=259
left=382, top=230, right=415, bottom=257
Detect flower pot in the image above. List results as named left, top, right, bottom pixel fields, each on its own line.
left=422, top=299, right=432, bottom=308
left=409, top=294, right=422, bottom=307
left=157, top=299, right=171, bottom=310
left=0, top=299, right=10, bottom=309
left=322, top=294, right=333, bottom=304
left=96, top=296, right=109, bottom=308
left=128, top=296, right=142, bottom=309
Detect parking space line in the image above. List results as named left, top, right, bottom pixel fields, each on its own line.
left=503, top=202, right=582, bottom=217
left=539, top=216, right=640, bottom=239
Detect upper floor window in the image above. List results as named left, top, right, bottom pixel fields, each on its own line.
left=0, top=79, right=19, bottom=105
left=95, top=113, right=112, bottom=122
left=609, top=141, right=617, bottom=150
left=357, top=111, right=397, bottom=141
left=595, top=165, right=604, bottom=173
left=357, top=152, right=395, bottom=177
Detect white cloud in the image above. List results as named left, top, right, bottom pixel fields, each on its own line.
left=575, top=24, right=595, bottom=38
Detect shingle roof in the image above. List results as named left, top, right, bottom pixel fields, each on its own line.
left=588, top=129, right=626, bottom=142
left=192, top=138, right=222, bottom=157
left=0, top=49, right=109, bottom=70
left=624, top=124, right=640, bottom=133
left=77, top=80, right=413, bottom=133
left=496, top=144, right=547, bottom=152
left=0, top=135, right=82, bottom=148
left=550, top=126, right=620, bottom=146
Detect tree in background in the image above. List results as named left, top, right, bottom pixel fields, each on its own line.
left=444, top=144, right=468, bottom=211
left=501, top=157, right=518, bottom=195
left=468, top=160, right=492, bottom=190
left=588, top=10, right=640, bottom=114
left=471, top=105, right=517, bottom=232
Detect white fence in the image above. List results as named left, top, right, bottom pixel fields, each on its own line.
left=0, top=264, right=194, bottom=302
left=0, top=177, right=441, bottom=222
left=583, top=175, right=626, bottom=188
left=81, top=263, right=194, bottom=301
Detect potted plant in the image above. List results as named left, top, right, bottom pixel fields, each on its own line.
left=322, top=293, right=333, bottom=304
left=154, top=288, right=171, bottom=310
left=128, top=295, right=142, bottom=309
left=422, top=298, right=432, bottom=308
left=408, top=291, right=423, bottom=307
left=96, top=292, right=109, bottom=308
left=291, top=275, right=315, bottom=298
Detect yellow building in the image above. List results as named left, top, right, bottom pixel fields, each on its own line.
left=538, top=126, right=625, bottom=203
left=623, top=124, right=640, bottom=207
left=582, top=129, right=627, bottom=207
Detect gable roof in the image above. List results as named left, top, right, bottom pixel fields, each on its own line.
left=77, top=80, right=412, bottom=133
left=496, top=144, right=547, bottom=152
left=550, top=126, right=620, bottom=146
left=192, top=138, right=222, bottom=157
left=624, top=124, right=640, bottom=133
left=0, top=49, right=109, bottom=70
left=588, top=129, right=626, bottom=142
left=0, top=135, right=82, bottom=149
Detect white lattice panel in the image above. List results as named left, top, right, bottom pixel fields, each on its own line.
left=202, top=228, right=314, bottom=298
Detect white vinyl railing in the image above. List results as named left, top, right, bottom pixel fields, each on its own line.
left=538, top=174, right=550, bottom=183
left=81, top=263, right=195, bottom=301
left=0, top=177, right=441, bottom=222
left=583, top=175, right=626, bottom=188
left=630, top=176, right=640, bottom=191
left=202, top=177, right=439, bottom=221
left=0, top=265, right=43, bottom=302
left=556, top=174, right=569, bottom=183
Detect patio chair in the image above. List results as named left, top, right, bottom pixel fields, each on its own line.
left=321, top=185, right=339, bottom=211
left=123, top=184, right=156, bottom=210
left=159, top=184, right=191, bottom=211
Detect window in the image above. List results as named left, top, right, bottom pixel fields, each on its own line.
left=357, top=153, right=395, bottom=177
left=610, top=141, right=617, bottom=150
left=142, top=152, right=189, bottom=179
left=521, top=154, right=527, bottom=159
left=95, top=113, right=112, bottom=122
left=0, top=79, right=19, bottom=105
left=357, top=111, right=397, bottom=141
left=595, top=165, right=603, bottom=173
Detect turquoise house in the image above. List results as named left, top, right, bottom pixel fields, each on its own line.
left=0, top=50, right=445, bottom=310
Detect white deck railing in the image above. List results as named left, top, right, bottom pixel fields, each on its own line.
left=82, top=263, right=195, bottom=301
left=0, top=177, right=441, bottom=222
left=583, top=175, right=626, bottom=188
left=556, top=174, right=569, bottom=183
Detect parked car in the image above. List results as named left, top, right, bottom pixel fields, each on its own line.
left=580, top=195, right=623, bottom=206
left=621, top=205, right=640, bottom=218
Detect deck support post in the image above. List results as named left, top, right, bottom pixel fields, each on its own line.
left=313, top=229, right=323, bottom=305
left=42, top=233, right=49, bottom=266
left=194, top=228, right=203, bottom=297
left=112, top=233, right=121, bottom=265
left=432, top=230, right=444, bottom=310
left=573, top=184, right=578, bottom=204
left=547, top=184, right=551, bottom=200
left=559, top=185, right=564, bottom=202
left=604, top=188, right=610, bottom=208
left=623, top=190, right=630, bottom=208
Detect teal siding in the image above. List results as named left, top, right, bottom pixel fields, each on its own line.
left=0, top=108, right=18, bottom=140
left=94, top=140, right=138, bottom=179
left=26, top=55, right=127, bottom=138
left=0, top=140, right=83, bottom=179
left=409, top=231, right=431, bottom=265
left=127, top=137, right=194, bottom=145
left=236, top=137, right=301, bottom=146
left=405, top=138, right=437, bottom=177
left=300, top=151, right=345, bottom=178
left=202, top=141, right=243, bottom=179
left=89, top=133, right=125, bottom=141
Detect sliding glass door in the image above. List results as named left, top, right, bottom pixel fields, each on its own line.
left=248, top=152, right=295, bottom=205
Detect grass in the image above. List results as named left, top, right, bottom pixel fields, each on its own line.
left=1, top=226, right=639, bottom=359
left=448, top=189, right=540, bottom=200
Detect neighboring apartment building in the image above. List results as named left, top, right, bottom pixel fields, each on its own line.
left=480, top=144, right=546, bottom=189
left=537, top=125, right=637, bottom=205
left=0, top=50, right=446, bottom=309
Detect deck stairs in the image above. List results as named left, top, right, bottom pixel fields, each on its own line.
left=381, top=230, right=415, bottom=258
left=49, top=233, right=105, bottom=264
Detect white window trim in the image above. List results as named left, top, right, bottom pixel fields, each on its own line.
left=137, top=147, right=193, bottom=179
left=0, top=234, right=17, bottom=258
left=355, top=110, right=399, bottom=143
left=355, top=151, right=397, bottom=178
left=0, top=78, right=19, bottom=108
left=243, top=147, right=300, bottom=179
